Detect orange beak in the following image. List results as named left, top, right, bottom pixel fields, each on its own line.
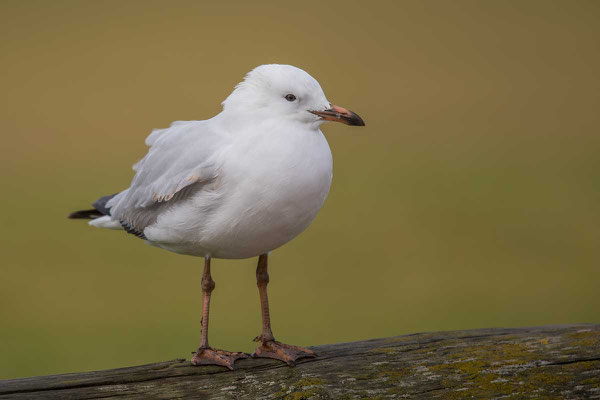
left=310, top=104, right=365, bottom=126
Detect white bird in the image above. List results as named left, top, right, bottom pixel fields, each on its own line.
left=69, top=64, right=365, bottom=369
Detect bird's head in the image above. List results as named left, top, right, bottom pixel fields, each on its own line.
left=222, top=64, right=365, bottom=127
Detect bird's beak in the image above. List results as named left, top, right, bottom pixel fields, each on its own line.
left=310, top=105, right=365, bottom=126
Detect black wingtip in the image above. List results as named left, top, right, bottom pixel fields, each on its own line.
left=68, top=209, right=104, bottom=219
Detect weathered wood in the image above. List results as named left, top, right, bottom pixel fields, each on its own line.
left=1, top=324, right=599, bottom=399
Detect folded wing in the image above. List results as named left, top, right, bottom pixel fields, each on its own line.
left=107, top=120, right=226, bottom=236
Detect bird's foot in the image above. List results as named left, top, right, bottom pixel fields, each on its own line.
left=252, top=337, right=317, bottom=366
left=191, top=347, right=249, bottom=370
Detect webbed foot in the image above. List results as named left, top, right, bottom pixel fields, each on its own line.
left=191, top=347, right=248, bottom=370
left=252, top=338, right=316, bottom=366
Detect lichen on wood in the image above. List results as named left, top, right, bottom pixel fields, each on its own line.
left=1, top=325, right=599, bottom=399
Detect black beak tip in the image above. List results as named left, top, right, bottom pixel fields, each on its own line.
left=346, top=111, right=365, bottom=127
left=349, top=114, right=365, bottom=127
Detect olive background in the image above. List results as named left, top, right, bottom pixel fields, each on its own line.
left=1, top=0, right=599, bottom=379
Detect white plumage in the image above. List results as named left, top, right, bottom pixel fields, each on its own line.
left=92, top=64, right=334, bottom=259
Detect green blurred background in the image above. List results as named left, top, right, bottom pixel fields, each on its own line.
left=1, top=0, right=599, bottom=380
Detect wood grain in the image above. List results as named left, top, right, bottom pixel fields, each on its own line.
left=1, top=324, right=599, bottom=399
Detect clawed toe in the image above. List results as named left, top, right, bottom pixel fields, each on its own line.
left=252, top=340, right=317, bottom=366
left=191, top=347, right=249, bottom=370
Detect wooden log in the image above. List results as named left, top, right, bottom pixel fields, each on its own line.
left=1, top=324, right=599, bottom=399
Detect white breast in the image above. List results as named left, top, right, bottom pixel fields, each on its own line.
left=145, top=125, right=333, bottom=259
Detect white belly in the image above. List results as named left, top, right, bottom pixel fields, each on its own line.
left=145, top=128, right=333, bottom=259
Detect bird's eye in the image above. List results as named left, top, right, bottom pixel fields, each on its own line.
left=284, top=94, right=297, bottom=102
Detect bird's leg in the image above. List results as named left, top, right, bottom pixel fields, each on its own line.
left=255, top=253, right=275, bottom=342
left=191, top=256, right=248, bottom=370
left=252, top=253, right=316, bottom=366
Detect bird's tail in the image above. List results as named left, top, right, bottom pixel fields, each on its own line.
left=68, top=209, right=104, bottom=219
left=68, top=193, right=123, bottom=230
left=68, top=193, right=118, bottom=220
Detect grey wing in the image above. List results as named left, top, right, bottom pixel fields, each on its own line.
left=107, top=120, right=225, bottom=236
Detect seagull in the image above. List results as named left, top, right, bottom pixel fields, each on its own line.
left=69, top=64, right=365, bottom=370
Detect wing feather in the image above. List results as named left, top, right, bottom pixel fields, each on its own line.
left=107, top=120, right=226, bottom=234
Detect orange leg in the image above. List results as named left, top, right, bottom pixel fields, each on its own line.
left=252, top=253, right=317, bottom=366
left=191, top=256, right=248, bottom=370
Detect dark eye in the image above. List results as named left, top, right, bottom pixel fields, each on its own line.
left=284, top=94, right=297, bottom=102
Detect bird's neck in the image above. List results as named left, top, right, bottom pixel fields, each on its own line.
left=215, top=110, right=321, bottom=136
